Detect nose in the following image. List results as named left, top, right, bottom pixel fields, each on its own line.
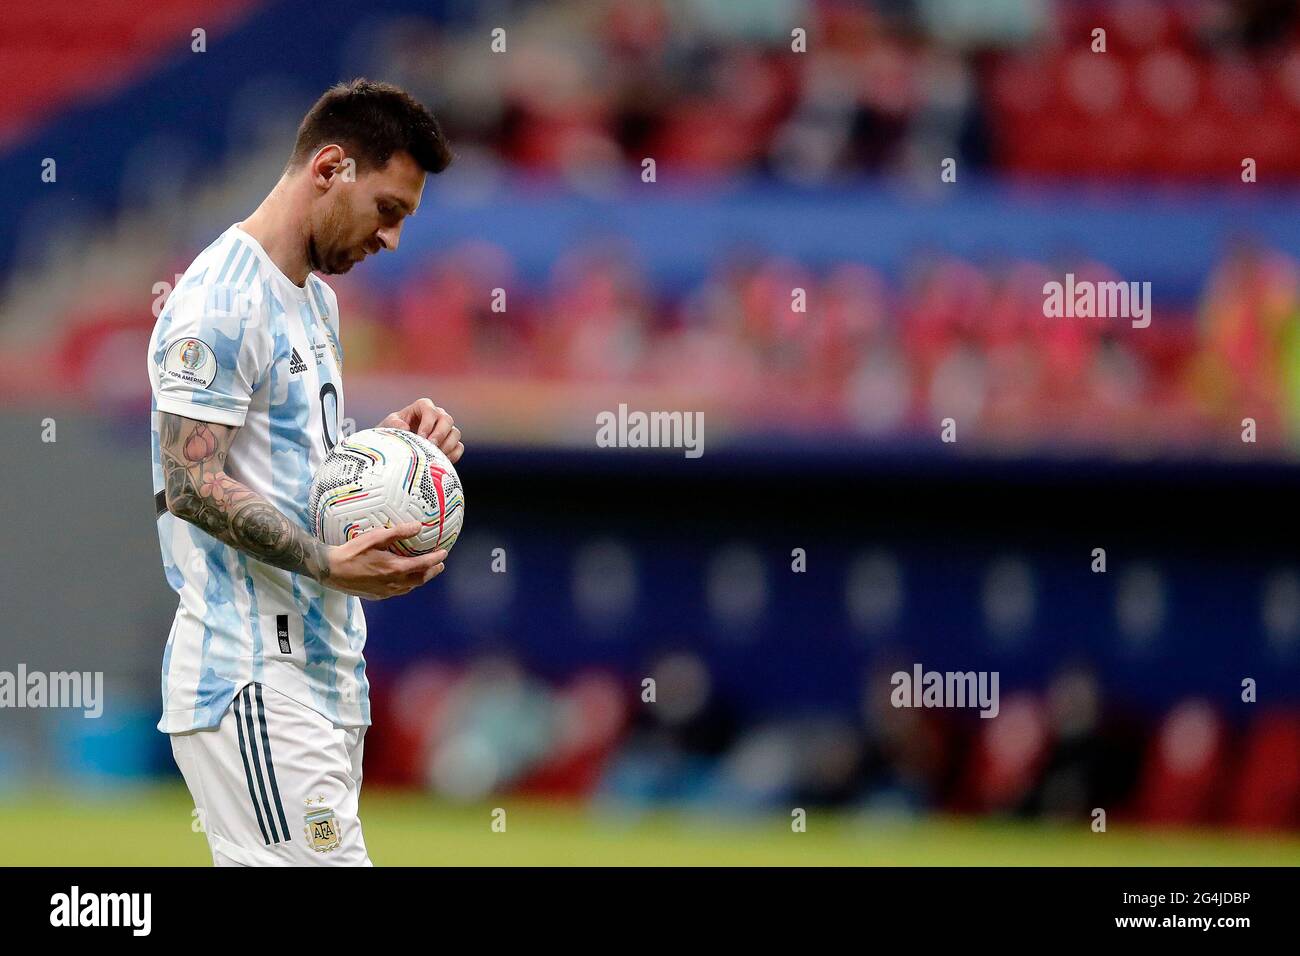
left=376, top=224, right=400, bottom=253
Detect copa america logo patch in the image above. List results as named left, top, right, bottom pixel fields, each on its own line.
left=161, top=337, right=217, bottom=388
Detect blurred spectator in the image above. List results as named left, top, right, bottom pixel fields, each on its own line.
left=1020, top=662, right=1145, bottom=821
left=596, top=650, right=740, bottom=809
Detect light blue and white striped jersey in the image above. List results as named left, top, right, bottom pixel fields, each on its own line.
left=147, top=223, right=369, bottom=734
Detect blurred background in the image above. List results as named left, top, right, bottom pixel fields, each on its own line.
left=3, top=0, right=1300, bottom=864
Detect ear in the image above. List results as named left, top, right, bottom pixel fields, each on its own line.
left=309, top=144, right=348, bottom=189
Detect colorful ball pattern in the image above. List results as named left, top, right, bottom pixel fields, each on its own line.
left=308, top=427, right=464, bottom=557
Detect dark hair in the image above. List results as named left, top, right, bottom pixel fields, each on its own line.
left=289, top=78, right=452, bottom=174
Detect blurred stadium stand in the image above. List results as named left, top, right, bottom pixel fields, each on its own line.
left=2, top=0, right=1300, bottom=835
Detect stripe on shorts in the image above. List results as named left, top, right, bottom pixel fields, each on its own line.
left=238, top=685, right=282, bottom=844
left=234, top=687, right=273, bottom=845
left=254, top=683, right=292, bottom=841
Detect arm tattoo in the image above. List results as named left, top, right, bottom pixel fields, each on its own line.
left=160, top=413, right=331, bottom=581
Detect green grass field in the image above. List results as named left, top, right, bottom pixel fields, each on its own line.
left=3, top=784, right=1298, bottom=866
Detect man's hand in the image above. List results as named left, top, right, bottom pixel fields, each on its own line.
left=161, top=412, right=446, bottom=600
left=378, top=398, right=463, bottom=463
left=326, top=522, right=448, bottom=600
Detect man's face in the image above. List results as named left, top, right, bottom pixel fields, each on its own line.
left=308, top=148, right=426, bottom=275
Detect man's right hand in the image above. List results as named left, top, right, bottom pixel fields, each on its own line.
left=325, top=523, right=448, bottom=600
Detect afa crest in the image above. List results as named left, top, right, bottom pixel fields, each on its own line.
left=304, top=803, right=341, bottom=853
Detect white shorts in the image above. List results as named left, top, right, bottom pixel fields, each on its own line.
left=170, top=682, right=372, bottom=866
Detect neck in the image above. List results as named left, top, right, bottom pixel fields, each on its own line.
left=239, top=177, right=312, bottom=287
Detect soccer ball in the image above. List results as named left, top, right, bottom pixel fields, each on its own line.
left=308, top=427, right=465, bottom=557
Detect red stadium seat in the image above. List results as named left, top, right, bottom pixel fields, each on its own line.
left=1226, top=712, right=1300, bottom=830
left=0, top=1, right=263, bottom=149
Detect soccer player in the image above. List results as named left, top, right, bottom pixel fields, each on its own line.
left=146, top=79, right=461, bottom=866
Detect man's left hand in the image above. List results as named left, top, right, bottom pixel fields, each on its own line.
left=378, top=398, right=464, bottom=464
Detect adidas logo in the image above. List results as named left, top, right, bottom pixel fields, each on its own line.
left=289, top=348, right=308, bottom=375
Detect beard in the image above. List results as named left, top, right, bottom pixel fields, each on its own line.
left=310, top=198, right=359, bottom=275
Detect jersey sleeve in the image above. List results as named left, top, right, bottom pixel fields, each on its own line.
left=150, top=282, right=272, bottom=427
